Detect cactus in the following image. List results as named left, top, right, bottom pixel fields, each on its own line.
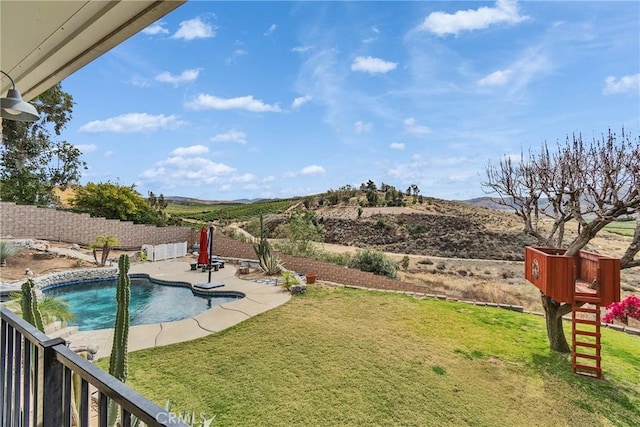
left=21, top=279, right=44, bottom=332
left=108, top=254, right=130, bottom=426
left=253, top=214, right=282, bottom=275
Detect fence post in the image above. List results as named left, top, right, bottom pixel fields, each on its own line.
left=38, top=337, right=66, bottom=425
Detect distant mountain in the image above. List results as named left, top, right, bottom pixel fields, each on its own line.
left=164, top=196, right=275, bottom=204
left=458, top=197, right=515, bottom=211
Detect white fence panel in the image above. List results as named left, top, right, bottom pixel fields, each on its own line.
left=141, top=242, right=187, bottom=262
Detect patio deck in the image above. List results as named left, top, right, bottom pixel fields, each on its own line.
left=62, top=260, right=291, bottom=359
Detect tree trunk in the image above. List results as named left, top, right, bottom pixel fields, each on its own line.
left=541, top=294, right=572, bottom=353
left=100, top=244, right=110, bottom=267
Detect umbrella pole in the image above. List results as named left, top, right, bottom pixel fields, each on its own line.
left=207, top=225, right=214, bottom=283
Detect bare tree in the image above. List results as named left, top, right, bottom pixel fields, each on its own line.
left=483, top=128, right=640, bottom=352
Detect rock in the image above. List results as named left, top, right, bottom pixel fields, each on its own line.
left=70, top=244, right=81, bottom=250
left=290, top=284, right=307, bottom=295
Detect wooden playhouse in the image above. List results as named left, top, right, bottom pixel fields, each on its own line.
left=524, top=247, right=621, bottom=378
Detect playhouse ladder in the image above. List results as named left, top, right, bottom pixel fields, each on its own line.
left=571, top=304, right=601, bottom=379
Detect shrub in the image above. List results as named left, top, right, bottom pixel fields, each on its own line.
left=603, top=295, right=640, bottom=324
left=501, top=270, right=515, bottom=279
left=317, top=251, right=351, bottom=266
left=400, top=255, right=410, bottom=271
left=406, top=224, right=427, bottom=235
left=375, top=219, right=389, bottom=230
left=436, top=262, right=446, bottom=271
left=417, top=258, right=433, bottom=265
left=0, top=241, right=20, bottom=265
left=349, top=248, right=398, bottom=279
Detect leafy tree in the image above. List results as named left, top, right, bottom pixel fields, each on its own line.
left=1, top=84, right=86, bottom=205
left=483, top=128, right=640, bottom=353
left=70, top=182, right=166, bottom=225
left=282, top=211, right=324, bottom=256
left=362, top=180, right=379, bottom=207
left=147, top=191, right=168, bottom=215
left=384, top=186, right=404, bottom=207
left=410, top=184, right=420, bottom=204
left=326, top=190, right=339, bottom=206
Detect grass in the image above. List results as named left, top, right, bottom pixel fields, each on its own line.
left=604, top=221, right=637, bottom=237
left=101, top=286, right=640, bottom=426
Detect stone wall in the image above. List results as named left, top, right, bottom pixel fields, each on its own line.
left=33, top=268, right=117, bottom=289
left=0, top=202, right=197, bottom=248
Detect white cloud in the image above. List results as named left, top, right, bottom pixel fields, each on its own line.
left=264, top=24, right=277, bottom=36
left=419, top=0, right=528, bottom=36
left=155, top=69, right=200, bottom=86
left=141, top=156, right=236, bottom=183
left=127, top=76, right=149, bottom=88
left=142, top=23, right=169, bottom=35
left=226, top=49, right=248, bottom=64
left=363, top=26, right=381, bottom=43
left=210, top=130, right=248, bottom=145
left=291, top=95, right=312, bottom=109
left=602, top=74, right=640, bottom=95
left=185, top=94, right=282, bottom=112
left=291, top=45, right=312, bottom=53
left=351, top=56, right=397, bottom=74
left=171, top=145, right=209, bottom=156
left=355, top=121, right=373, bottom=134
left=477, top=69, right=513, bottom=86
left=403, top=117, right=431, bottom=135
left=484, top=47, right=549, bottom=96
left=390, top=142, right=405, bottom=150
left=172, top=17, right=215, bottom=40
left=75, top=144, right=98, bottom=153
left=230, top=173, right=256, bottom=183
left=300, top=165, right=326, bottom=175
left=79, top=113, right=187, bottom=133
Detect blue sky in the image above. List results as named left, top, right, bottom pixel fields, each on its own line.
left=62, top=0, right=640, bottom=201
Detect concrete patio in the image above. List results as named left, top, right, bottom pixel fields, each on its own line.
left=64, top=260, right=291, bottom=359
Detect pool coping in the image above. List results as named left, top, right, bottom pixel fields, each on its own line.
left=60, top=259, right=291, bottom=359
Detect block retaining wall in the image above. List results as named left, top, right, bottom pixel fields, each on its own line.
left=214, top=232, right=435, bottom=294
left=0, top=202, right=197, bottom=248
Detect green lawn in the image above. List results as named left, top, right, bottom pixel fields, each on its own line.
left=104, top=286, right=640, bottom=426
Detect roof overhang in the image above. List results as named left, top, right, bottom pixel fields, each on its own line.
left=1, top=0, right=186, bottom=101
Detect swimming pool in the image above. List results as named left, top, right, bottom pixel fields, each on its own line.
left=42, top=276, right=243, bottom=331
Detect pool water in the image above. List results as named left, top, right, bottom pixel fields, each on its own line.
left=43, top=278, right=241, bottom=331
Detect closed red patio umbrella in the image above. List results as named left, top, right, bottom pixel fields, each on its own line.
left=197, top=227, right=209, bottom=266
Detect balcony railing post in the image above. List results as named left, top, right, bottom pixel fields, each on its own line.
left=37, top=337, right=67, bottom=426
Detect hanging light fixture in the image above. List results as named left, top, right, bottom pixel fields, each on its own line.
left=1, top=70, right=39, bottom=122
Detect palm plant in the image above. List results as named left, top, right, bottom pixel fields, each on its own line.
left=5, top=292, right=74, bottom=327
left=91, top=235, right=120, bottom=266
